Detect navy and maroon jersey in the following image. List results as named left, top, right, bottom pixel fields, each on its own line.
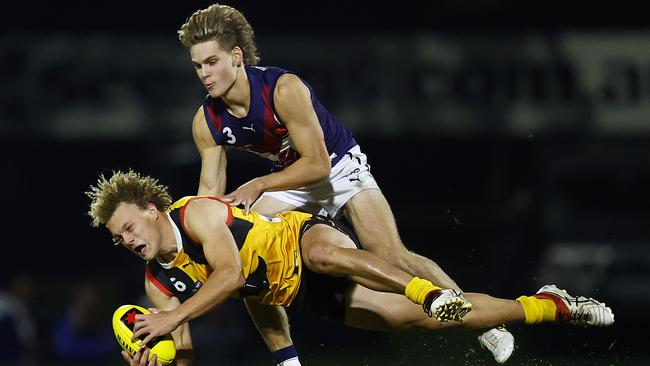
left=202, top=66, right=357, bottom=171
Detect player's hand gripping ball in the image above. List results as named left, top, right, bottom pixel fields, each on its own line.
left=112, top=304, right=176, bottom=365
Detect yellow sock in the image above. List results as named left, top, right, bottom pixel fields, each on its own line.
left=516, top=295, right=557, bottom=324
left=405, top=277, right=442, bottom=305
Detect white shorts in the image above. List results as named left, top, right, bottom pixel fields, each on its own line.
left=261, top=145, right=380, bottom=218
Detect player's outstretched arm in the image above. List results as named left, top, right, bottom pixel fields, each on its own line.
left=133, top=198, right=244, bottom=347
left=192, top=106, right=227, bottom=196
left=222, top=74, right=331, bottom=213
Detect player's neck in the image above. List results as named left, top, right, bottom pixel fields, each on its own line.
left=221, top=66, right=249, bottom=118
left=156, top=217, right=179, bottom=263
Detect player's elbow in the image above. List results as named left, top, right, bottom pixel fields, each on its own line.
left=198, top=183, right=216, bottom=196
left=227, top=271, right=247, bottom=294
left=313, top=157, right=331, bottom=181
left=198, top=179, right=223, bottom=196
left=235, top=272, right=246, bottom=289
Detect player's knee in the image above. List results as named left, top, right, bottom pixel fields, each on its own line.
left=304, top=244, right=341, bottom=274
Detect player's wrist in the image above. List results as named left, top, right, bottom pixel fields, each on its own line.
left=253, top=176, right=268, bottom=192
left=172, top=305, right=190, bottom=325
left=273, top=345, right=300, bottom=366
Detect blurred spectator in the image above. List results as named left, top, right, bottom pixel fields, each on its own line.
left=0, top=273, right=37, bottom=365
left=53, top=282, right=113, bottom=363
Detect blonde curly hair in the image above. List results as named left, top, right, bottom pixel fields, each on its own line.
left=86, top=169, right=172, bottom=227
left=178, top=3, right=260, bottom=65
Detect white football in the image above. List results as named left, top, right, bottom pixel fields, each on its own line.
left=112, top=304, right=176, bottom=365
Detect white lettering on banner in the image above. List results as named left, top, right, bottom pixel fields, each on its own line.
left=6, top=33, right=650, bottom=139
left=265, top=33, right=650, bottom=137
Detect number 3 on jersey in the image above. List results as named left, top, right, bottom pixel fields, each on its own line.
left=223, top=127, right=236, bottom=144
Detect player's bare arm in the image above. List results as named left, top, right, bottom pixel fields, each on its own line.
left=267, top=73, right=332, bottom=187
left=145, top=279, right=194, bottom=366
left=170, top=198, right=245, bottom=321
left=192, top=106, right=227, bottom=196
left=133, top=198, right=245, bottom=346
left=223, top=73, right=331, bottom=212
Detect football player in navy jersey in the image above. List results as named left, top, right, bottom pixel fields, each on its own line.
left=177, top=3, right=516, bottom=363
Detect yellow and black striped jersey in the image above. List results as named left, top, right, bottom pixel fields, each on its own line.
left=145, top=196, right=310, bottom=306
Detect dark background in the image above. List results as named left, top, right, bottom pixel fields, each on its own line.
left=1, top=1, right=649, bottom=365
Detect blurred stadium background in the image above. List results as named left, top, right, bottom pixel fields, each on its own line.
left=1, top=0, right=649, bottom=364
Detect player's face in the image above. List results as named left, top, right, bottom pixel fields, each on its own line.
left=190, top=40, right=239, bottom=98
left=106, top=203, right=162, bottom=261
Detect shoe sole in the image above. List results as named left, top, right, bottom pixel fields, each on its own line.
left=433, top=297, right=473, bottom=322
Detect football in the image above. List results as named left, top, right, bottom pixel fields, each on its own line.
left=112, top=304, right=176, bottom=365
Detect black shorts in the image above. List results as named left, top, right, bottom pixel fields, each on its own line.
left=288, top=215, right=362, bottom=322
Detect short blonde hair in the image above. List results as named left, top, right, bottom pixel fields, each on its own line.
left=178, top=3, right=260, bottom=65
left=86, top=170, right=172, bottom=227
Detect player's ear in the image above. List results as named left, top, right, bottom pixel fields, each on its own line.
left=147, top=203, right=158, bottom=214
left=232, top=46, right=243, bottom=67
left=147, top=203, right=160, bottom=220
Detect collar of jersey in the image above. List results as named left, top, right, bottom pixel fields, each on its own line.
left=157, top=212, right=184, bottom=269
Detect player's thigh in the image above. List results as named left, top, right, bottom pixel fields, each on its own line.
left=300, top=224, right=357, bottom=269
left=344, top=283, right=447, bottom=331
left=252, top=196, right=298, bottom=216
left=343, top=189, right=404, bottom=251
